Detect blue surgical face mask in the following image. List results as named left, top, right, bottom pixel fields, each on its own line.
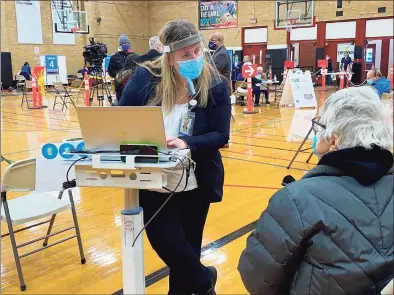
left=366, top=79, right=373, bottom=85
left=177, top=55, right=204, bottom=95
left=312, top=135, right=318, bottom=155
left=177, top=55, right=204, bottom=80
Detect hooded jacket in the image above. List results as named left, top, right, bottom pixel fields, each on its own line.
left=238, top=146, right=394, bottom=294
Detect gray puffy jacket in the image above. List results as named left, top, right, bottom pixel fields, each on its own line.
left=238, top=146, right=394, bottom=295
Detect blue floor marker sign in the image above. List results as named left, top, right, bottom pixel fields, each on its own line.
left=42, top=143, right=58, bottom=160
left=59, top=143, right=75, bottom=159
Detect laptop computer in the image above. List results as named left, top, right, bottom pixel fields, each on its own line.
left=76, top=106, right=167, bottom=152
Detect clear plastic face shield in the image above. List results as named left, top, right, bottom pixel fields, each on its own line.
left=162, top=33, right=222, bottom=96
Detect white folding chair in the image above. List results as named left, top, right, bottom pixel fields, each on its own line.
left=15, top=75, right=26, bottom=92
left=1, top=158, right=86, bottom=291
left=381, top=279, right=393, bottom=295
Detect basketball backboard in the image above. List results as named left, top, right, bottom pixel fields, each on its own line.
left=53, top=9, right=89, bottom=34
left=275, top=0, right=315, bottom=30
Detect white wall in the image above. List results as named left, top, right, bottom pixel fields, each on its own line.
left=389, top=39, right=394, bottom=73
left=326, top=21, right=356, bottom=40
left=366, top=18, right=394, bottom=38
left=244, top=27, right=268, bottom=43
left=290, top=26, right=317, bottom=41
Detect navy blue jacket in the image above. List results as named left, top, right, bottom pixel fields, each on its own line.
left=119, top=67, right=231, bottom=203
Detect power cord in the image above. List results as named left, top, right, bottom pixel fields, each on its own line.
left=63, top=156, right=88, bottom=190
left=131, top=148, right=193, bottom=247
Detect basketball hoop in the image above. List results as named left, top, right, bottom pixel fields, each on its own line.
left=285, top=18, right=297, bottom=32
left=71, top=27, right=82, bottom=33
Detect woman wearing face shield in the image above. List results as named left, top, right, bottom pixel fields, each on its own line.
left=119, top=20, right=231, bottom=295
left=238, top=86, right=393, bottom=294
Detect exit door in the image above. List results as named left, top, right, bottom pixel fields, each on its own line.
left=242, top=44, right=266, bottom=68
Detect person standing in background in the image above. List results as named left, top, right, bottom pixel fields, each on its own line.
left=135, top=36, right=163, bottom=64
left=209, top=32, right=231, bottom=87
left=340, top=52, right=352, bottom=70
left=108, top=34, right=134, bottom=100
left=326, top=55, right=333, bottom=87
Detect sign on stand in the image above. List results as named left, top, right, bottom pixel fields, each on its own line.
left=280, top=69, right=317, bottom=109
left=45, top=55, right=59, bottom=74
left=242, top=64, right=258, bottom=114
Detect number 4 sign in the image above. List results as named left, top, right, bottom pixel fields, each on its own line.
left=45, top=55, right=59, bottom=74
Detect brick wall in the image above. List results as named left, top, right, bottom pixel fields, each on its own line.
left=2, top=1, right=392, bottom=77
left=1, top=1, right=150, bottom=76
left=149, top=1, right=393, bottom=46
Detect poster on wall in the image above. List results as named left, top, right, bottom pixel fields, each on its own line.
left=15, top=0, right=43, bottom=44
left=199, top=1, right=238, bottom=30
left=337, top=43, right=355, bottom=61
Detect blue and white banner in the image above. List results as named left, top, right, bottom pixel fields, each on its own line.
left=45, top=55, right=59, bottom=73
left=15, top=0, right=43, bottom=44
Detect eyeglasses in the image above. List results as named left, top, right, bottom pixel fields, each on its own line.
left=311, top=117, right=326, bottom=134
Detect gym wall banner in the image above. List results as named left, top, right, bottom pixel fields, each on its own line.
left=199, top=0, right=238, bottom=30
left=15, top=0, right=43, bottom=44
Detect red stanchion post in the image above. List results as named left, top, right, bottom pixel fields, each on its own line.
left=242, top=64, right=258, bottom=114
left=346, top=67, right=351, bottom=88
left=32, top=76, right=38, bottom=108
left=339, top=66, right=345, bottom=90
left=389, top=64, right=393, bottom=89
left=321, top=67, right=326, bottom=91
left=84, top=72, right=90, bottom=106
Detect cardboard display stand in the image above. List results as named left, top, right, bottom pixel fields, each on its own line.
left=279, top=69, right=317, bottom=109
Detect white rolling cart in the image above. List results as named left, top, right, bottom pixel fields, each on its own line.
left=73, top=106, right=191, bottom=294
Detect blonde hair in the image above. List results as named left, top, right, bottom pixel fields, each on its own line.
left=140, top=20, right=214, bottom=114
left=243, top=55, right=250, bottom=63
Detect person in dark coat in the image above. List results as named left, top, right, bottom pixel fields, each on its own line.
left=326, top=54, right=333, bottom=86
left=20, top=62, right=31, bottom=80
left=120, top=19, right=231, bottom=295
left=134, top=35, right=163, bottom=64
left=209, top=32, right=231, bottom=86
left=238, top=86, right=394, bottom=295
left=108, top=34, right=133, bottom=99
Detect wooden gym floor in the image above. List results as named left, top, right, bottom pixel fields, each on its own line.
left=1, top=90, right=329, bottom=294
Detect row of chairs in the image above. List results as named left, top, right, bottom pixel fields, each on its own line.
left=20, top=79, right=83, bottom=110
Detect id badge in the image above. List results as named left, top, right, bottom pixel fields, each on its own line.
left=179, top=112, right=195, bottom=136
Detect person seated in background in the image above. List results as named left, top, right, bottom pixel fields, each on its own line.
left=78, top=64, right=90, bottom=77
left=20, top=62, right=31, bottom=80
left=238, top=57, right=267, bottom=106
left=134, top=36, right=163, bottom=64
left=258, top=73, right=269, bottom=104
left=238, top=86, right=393, bottom=294
left=367, top=68, right=391, bottom=98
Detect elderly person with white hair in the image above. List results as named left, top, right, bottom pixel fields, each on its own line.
left=135, top=35, right=163, bottom=64
left=238, top=86, right=393, bottom=294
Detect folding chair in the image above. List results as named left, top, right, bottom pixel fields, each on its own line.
left=21, top=81, right=33, bottom=108
left=234, top=81, right=248, bottom=106
left=1, top=158, right=86, bottom=291
left=67, top=79, right=84, bottom=103
left=53, top=82, right=77, bottom=110
left=15, top=75, right=26, bottom=92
